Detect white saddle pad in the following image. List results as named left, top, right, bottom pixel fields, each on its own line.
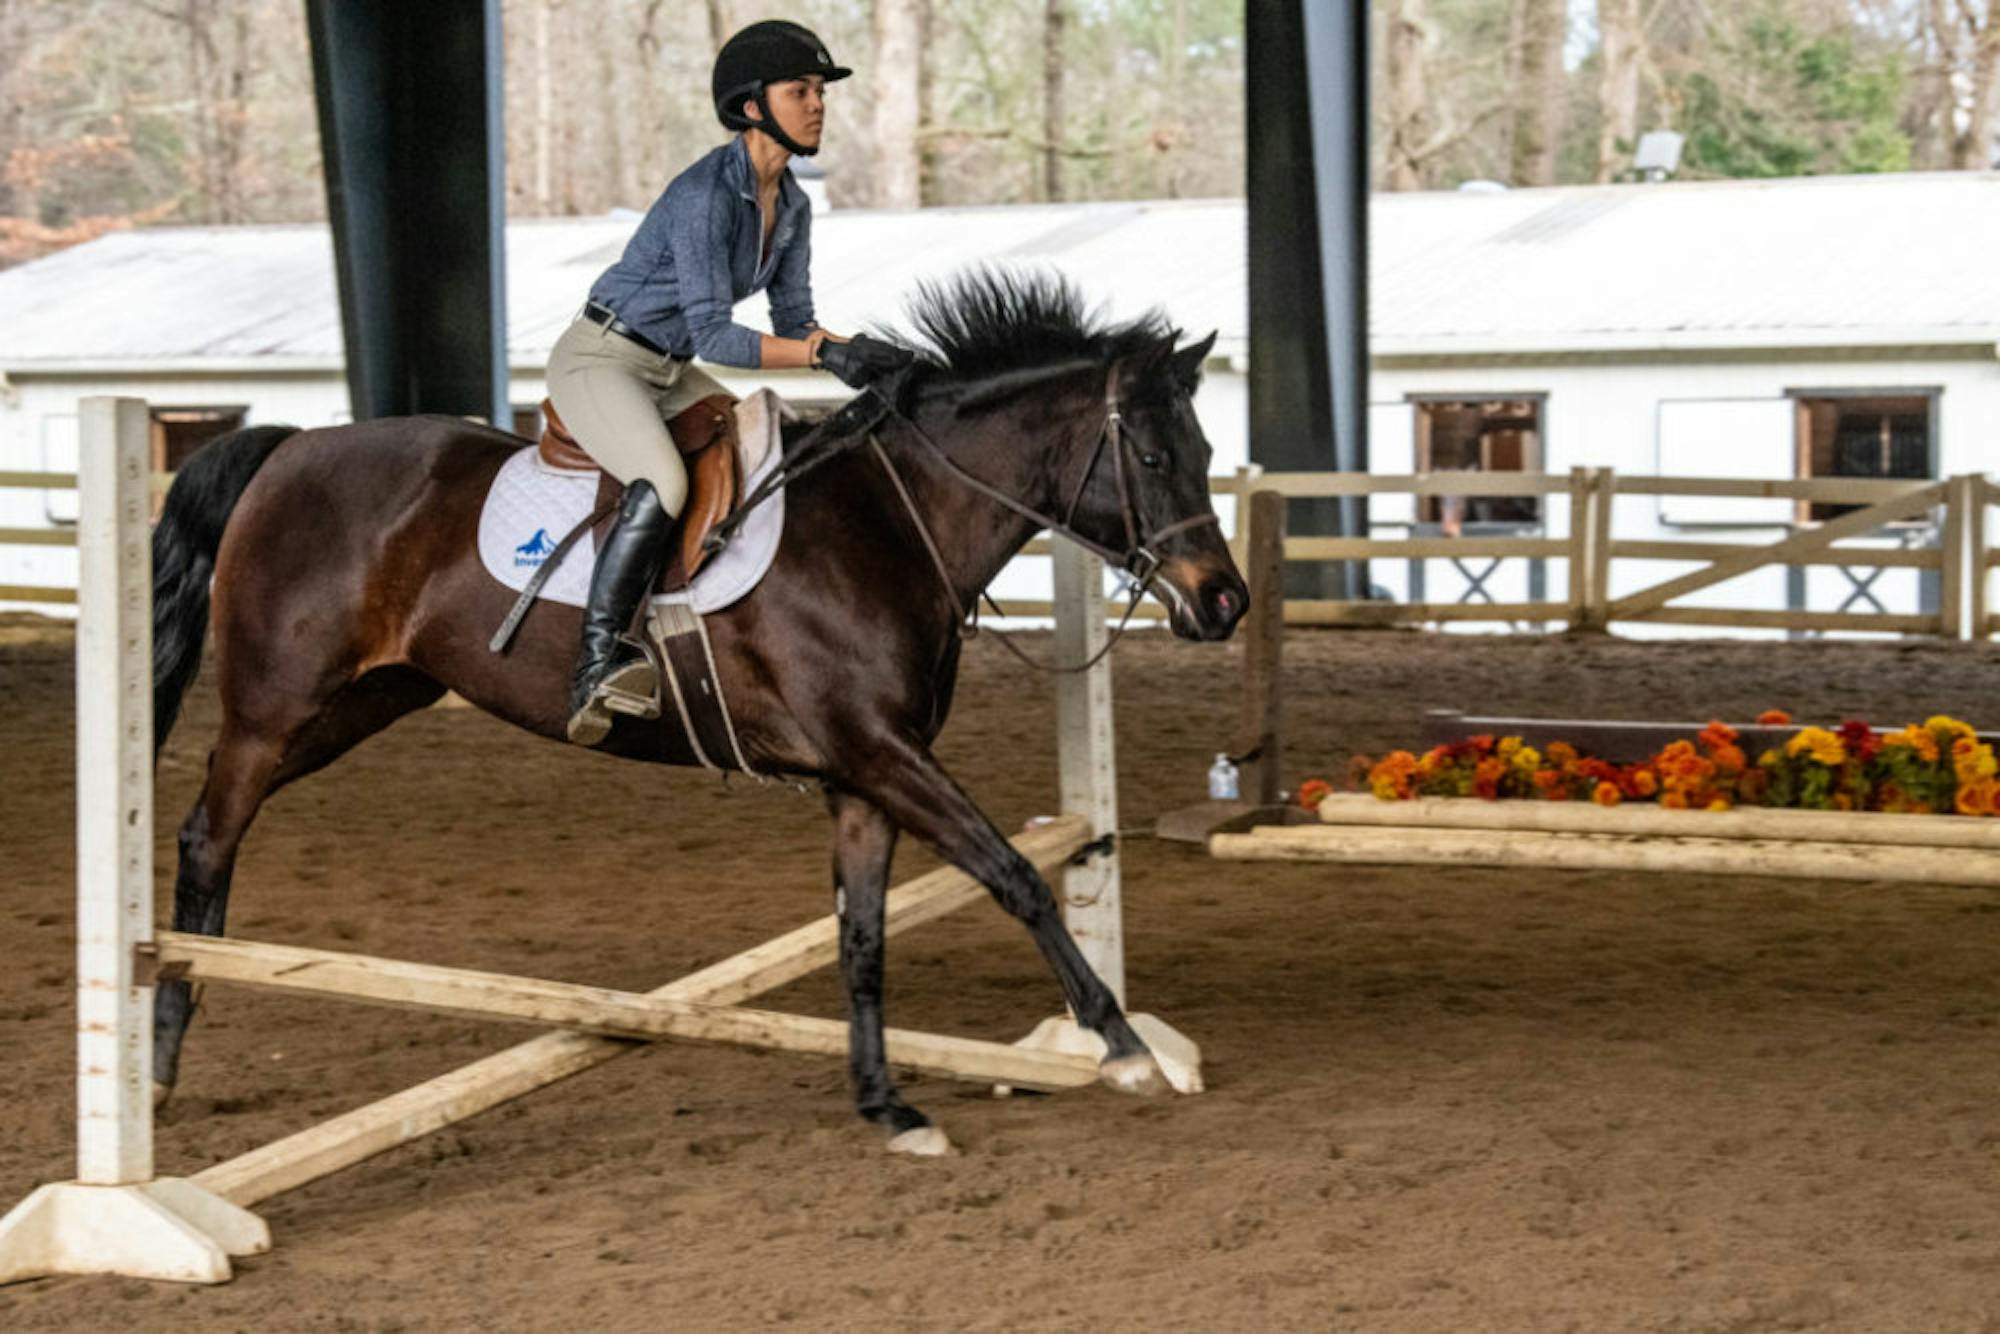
left=476, top=389, right=791, bottom=615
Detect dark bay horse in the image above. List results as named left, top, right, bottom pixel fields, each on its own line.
left=149, top=268, right=1248, bottom=1153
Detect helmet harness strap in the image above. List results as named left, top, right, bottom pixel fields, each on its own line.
left=748, top=85, right=819, bottom=158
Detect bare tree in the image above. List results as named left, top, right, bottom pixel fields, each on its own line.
left=1043, top=0, right=1066, bottom=201
left=705, top=0, right=734, bottom=52
left=873, top=0, right=925, bottom=208
left=530, top=0, right=556, bottom=215
left=1507, top=0, right=1567, bottom=185
left=1383, top=0, right=1438, bottom=189
left=1957, top=6, right=2000, bottom=169
left=1595, top=0, right=1643, bottom=181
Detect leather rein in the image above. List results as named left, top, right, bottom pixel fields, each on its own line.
left=867, top=364, right=1218, bottom=674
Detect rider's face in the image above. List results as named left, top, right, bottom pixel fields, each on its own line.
left=749, top=76, right=826, bottom=152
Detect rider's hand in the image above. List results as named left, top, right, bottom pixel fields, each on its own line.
left=819, top=332, right=916, bottom=389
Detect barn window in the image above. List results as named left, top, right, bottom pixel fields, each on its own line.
left=1792, top=390, right=1935, bottom=522
left=149, top=406, right=249, bottom=517
left=150, top=406, right=248, bottom=476
left=1413, top=396, right=1544, bottom=527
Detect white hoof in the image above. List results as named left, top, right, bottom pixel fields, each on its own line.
left=1099, top=1053, right=1170, bottom=1096
left=886, top=1125, right=953, bottom=1157
left=152, top=1081, right=174, bottom=1112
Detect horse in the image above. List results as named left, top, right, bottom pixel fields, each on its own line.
left=148, top=266, right=1249, bottom=1155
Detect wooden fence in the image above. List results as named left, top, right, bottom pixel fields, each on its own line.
left=1245, top=467, right=1989, bottom=640
left=5, top=465, right=1997, bottom=639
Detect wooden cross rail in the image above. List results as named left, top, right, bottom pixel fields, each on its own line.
left=179, top=816, right=1092, bottom=1209
left=154, top=933, right=1101, bottom=1092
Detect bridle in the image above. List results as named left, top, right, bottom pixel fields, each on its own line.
left=867, top=363, right=1220, bottom=673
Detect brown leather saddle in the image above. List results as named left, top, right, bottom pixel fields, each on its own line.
left=535, top=394, right=742, bottom=592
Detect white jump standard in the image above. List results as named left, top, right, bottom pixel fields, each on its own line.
left=0, top=398, right=268, bottom=1283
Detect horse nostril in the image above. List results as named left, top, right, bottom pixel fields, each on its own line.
left=1214, top=591, right=1236, bottom=620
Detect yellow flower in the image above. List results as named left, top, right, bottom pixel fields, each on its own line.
left=1951, top=738, right=1998, bottom=786
left=1510, top=744, right=1541, bottom=773
left=1926, top=715, right=1975, bottom=741
left=1784, top=726, right=1846, bottom=767
left=1706, top=797, right=1732, bottom=812
left=1758, top=749, right=1781, bottom=767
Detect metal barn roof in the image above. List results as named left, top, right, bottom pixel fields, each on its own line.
left=0, top=170, right=1995, bottom=372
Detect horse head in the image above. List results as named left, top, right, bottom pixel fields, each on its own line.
left=1077, top=328, right=1248, bottom=642
left=898, top=266, right=1250, bottom=643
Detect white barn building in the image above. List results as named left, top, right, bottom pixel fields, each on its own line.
left=3, top=170, right=1997, bottom=625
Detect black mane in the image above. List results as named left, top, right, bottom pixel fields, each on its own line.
left=894, top=266, right=1177, bottom=385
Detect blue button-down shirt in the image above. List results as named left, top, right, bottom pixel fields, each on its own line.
left=588, top=137, right=816, bottom=368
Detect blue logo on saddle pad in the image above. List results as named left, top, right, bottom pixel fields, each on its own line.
left=513, top=529, right=556, bottom=568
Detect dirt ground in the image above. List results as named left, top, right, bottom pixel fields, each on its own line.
left=4, top=615, right=2000, bottom=1332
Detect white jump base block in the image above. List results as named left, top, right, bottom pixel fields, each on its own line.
left=0, top=1180, right=268, bottom=1285
left=1006, top=1013, right=1205, bottom=1097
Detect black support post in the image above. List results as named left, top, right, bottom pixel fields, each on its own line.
left=1246, top=0, right=1370, bottom=599
left=307, top=0, right=508, bottom=426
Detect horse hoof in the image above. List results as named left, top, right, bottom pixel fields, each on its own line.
left=1099, top=1053, right=1169, bottom=1096
left=887, top=1125, right=953, bottom=1157
left=152, top=1081, right=174, bottom=1111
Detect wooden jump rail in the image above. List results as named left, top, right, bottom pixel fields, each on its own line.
left=0, top=396, right=1198, bottom=1284
left=1213, top=794, right=2000, bottom=888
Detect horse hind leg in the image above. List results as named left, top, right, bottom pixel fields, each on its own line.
left=153, top=666, right=444, bottom=1102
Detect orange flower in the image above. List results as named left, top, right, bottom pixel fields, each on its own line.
left=1369, top=751, right=1418, bottom=801
left=1756, top=709, right=1792, bottom=726
left=1706, top=797, right=1733, bottom=812
left=1629, top=769, right=1659, bottom=798
left=1955, top=779, right=1991, bottom=817
left=1547, top=741, right=1579, bottom=767
left=1709, top=743, right=1747, bottom=774
left=1699, top=720, right=1739, bottom=752
left=1472, top=756, right=1506, bottom=801
left=1593, top=781, right=1621, bottom=807
left=1297, top=778, right=1334, bottom=811
left=1661, top=791, right=1689, bottom=810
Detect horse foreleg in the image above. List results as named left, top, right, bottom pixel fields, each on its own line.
left=849, top=739, right=1169, bottom=1098
left=827, top=788, right=949, bottom=1156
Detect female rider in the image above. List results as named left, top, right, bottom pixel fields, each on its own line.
left=548, top=19, right=909, bottom=746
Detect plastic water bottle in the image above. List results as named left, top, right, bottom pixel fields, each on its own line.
left=1207, top=752, right=1240, bottom=801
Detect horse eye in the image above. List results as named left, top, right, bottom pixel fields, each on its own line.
left=1140, top=451, right=1163, bottom=470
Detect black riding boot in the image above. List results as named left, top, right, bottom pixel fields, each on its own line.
left=567, top=480, right=675, bottom=745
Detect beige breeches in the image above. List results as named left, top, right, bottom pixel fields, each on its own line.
left=544, top=316, right=730, bottom=517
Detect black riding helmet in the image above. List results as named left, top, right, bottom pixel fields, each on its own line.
left=712, top=20, right=852, bottom=158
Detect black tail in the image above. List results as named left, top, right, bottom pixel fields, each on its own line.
left=152, top=425, right=300, bottom=757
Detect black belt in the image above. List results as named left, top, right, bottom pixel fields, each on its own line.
left=582, top=301, right=681, bottom=359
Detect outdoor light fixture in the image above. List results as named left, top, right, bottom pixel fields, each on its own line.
left=1633, top=130, right=1685, bottom=182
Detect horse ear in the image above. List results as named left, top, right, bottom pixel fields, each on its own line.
left=1172, top=331, right=1218, bottom=389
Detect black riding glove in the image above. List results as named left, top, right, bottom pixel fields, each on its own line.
left=817, top=333, right=915, bottom=389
